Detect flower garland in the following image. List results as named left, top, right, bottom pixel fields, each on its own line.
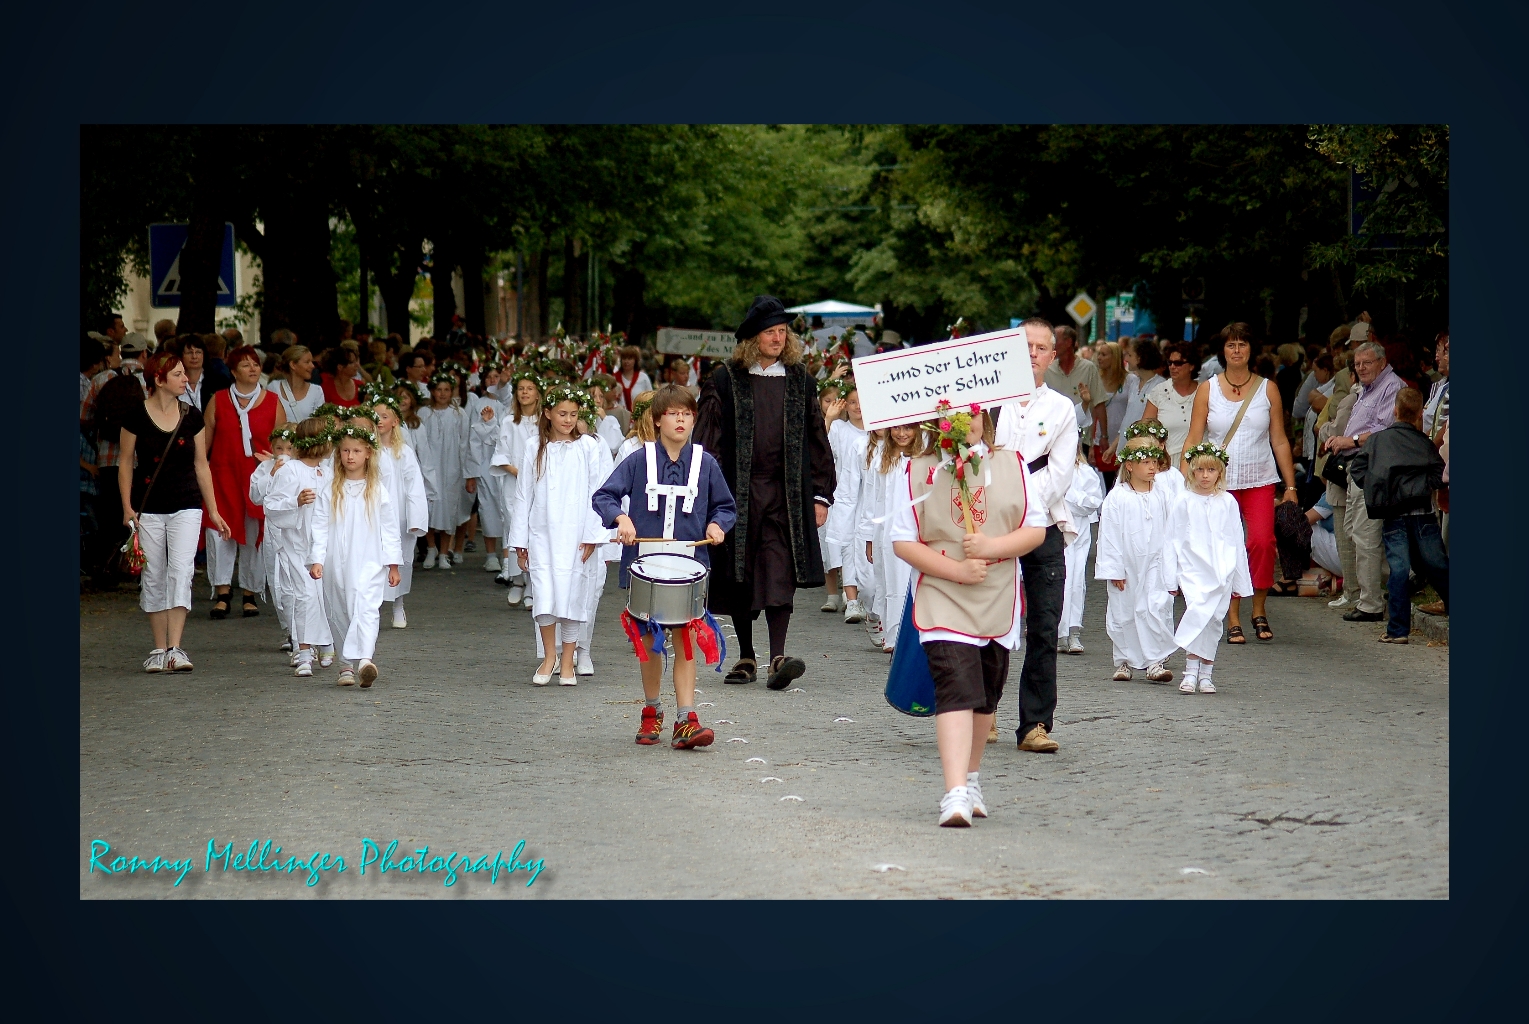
left=1123, top=420, right=1168, bottom=442
left=310, top=402, right=344, bottom=421
left=331, top=423, right=380, bottom=450
left=1119, top=443, right=1167, bottom=463
left=366, top=394, right=402, bottom=421
left=1184, top=440, right=1229, bottom=464
left=818, top=374, right=856, bottom=401
left=428, top=371, right=457, bottom=390
left=268, top=425, right=299, bottom=444
left=292, top=429, right=333, bottom=453
left=928, top=399, right=985, bottom=532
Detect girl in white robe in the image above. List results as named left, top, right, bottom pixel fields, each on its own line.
left=309, top=426, right=403, bottom=688
left=369, top=401, right=429, bottom=628
left=508, top=390, right=610, bottom=686
left=563, top=420, right=618, bottom=676
left=466, top=390, right=508, bottom=573
left=1095, top=437, right=1178, bottom=682
left=858, top=425, right=922, bottom=653
left=823, top=387, right=869, bottom=621
left=250, top=428, right=298, bottom=654
left=1058, top=451, right=1105, bottom=652
left=489, top=374, right=545, bottom=602
left=264, top=420, right=335, bottom=676
left=414, top=375, right=471, bottom=569
left=1163, top=444, right=1254, bottom=695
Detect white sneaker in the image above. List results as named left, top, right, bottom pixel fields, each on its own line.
left=507, top=584, right=525, bottom=606
left=867, top=623, right=886, bottom=649
left=421, top=548, right=438, bottom=569
left=1146, top=661, right=1174, bottom=682
left=939, top=786, right=974, bottom=827
left=392, top=606, right=407, bottom=628
left=143, top=649, right=167, bottom=673
left=821, top=594, right=840, bottom=612
left=484, top=554, right=501, bottom=572
left=1178, top=677, right=1197, bottom=693
left=844, top=598, right=865, bottom=624
left=1197, top=678, right=1217, bottom=694
left=280, top=636, right=294, bottom=653
left=165, top=647, right=194, bottom=672
left=358, top=659, right=378, bottom=688
left=294, top=660, right=313, bottom=677
left=576, top=650, right=594, bottom=676
left=1066, top=633, right=1086, bottom=655
left=1112, top=662, right=1133, bottom=681
left=967, top=774, right=988, bottom=818
left=451, top=550, right=466, bottom=567
left=1328, top=594, right=1352, bottom=610
left=289, top=649, right=301, bottom=667
left=337, top=667, right=356, bottom=686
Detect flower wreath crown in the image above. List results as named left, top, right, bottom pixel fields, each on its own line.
left=1184, top=440, right=1229, bottom=464
left=1119, top=443, right=1167, bottom=463
left=818, top=375, right=856, bottom=400
left=269, top=425, right=299, bottom=443
left=310, top=402, right=344, bottom=421
left=366, top=394, right=402, bottom=420
left=1123, top=420, right=1168, bottom=442
left=292, top=430, right=333, bottom=452
left=509, top=368, right=542, bottom=389
left=331, top=424, right=380, bottom=450
left=428, top=371, right=457, bottom=389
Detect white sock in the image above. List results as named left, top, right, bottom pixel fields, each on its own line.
left=966, top=771, right=980, bottom=787
left=1198, top=661, right=1214, bottom=683
left=392, top=600, right=406, bottom=623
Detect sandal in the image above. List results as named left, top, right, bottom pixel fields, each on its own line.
left=1269, top=581, right=1300, bottom=597
left=1227, top=625, right=1246, bottom=645
left=210, top=594, right=231, bottom=620
left=1252, top=615, right=1273, bottom=641
left=766, top=655, right=807, bottom=691
left=242, top=593, right=260, bottom=618
left=723, top=658, right=757, bottom=685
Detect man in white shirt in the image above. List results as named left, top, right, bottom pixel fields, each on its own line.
left=991, top=318, right=1080, bottom=754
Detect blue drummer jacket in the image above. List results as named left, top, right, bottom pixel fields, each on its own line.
left=592, top=440, right=738, bottom=584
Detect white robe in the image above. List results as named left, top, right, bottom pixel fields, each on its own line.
left=857, top=447, right=912, bottom=647
left=466, top=393, right=508, bottom=538
left=490, top=415, right=540, bottom=583
left=248, top=456, right=291, bottom=633
left=263, top=459, right=332, bottom=648
left=310, top=477, right=403, bottom=663
left=823, top=419, right=867, bottom=577
left=415, top=404, right=471, bottom=531
left=1164, top=489, right=1254, bottom=661
left=1059, top=463, right=1105, bottom=636
left=507, top=433, right=609, bottom=624
left=1095, top=482, right=1178, bottom=668
left=378, top=442, right=429, bottom=599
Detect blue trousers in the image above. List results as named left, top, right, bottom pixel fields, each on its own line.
left=1382, top=514, right=1449, bottom=638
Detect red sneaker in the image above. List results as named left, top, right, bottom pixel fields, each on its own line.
left=671, top=712, right=715, bottom=750
left=636, top=705, right=664, bottom=745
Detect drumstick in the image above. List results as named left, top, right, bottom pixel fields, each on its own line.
left=633, top=537, right=717, bottom=546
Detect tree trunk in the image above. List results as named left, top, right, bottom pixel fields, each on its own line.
left=177, top=128, right=233, bottom=334
left=261, top=189, right=341, bottom=353
left=358, top=246, right=370, bottom=335
left=378, top=246, right=418, bottom=346
left=430, top=238, right=456, bottom=341
left=460, top=242, right=486, bottom=338
left=527, top=247, right=549, bottom=340
left=562, top=234, right=584, bottom=337
left=610, top=264, right=647, bottom=342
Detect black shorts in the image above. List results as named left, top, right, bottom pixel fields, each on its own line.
left=922, top=640, right=1009, bottom=715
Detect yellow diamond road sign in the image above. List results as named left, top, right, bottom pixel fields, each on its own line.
left=1066, top=292, right=1097, bottom=325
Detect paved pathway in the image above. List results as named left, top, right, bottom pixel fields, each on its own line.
left=80, top=549, right=1447, bottom=898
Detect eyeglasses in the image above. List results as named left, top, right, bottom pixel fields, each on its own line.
left=1165, top=359, right=1188, bottom=367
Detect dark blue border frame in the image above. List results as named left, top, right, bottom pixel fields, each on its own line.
left=11, top=0, right=1521, bottom=1015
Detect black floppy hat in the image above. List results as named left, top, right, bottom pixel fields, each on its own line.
left=735, top=294, right=794, bottom=341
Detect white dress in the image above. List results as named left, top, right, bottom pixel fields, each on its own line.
left=465, top=393, right=508, bottom=538
left=507, top=434, right=610, bottom=625
left=248, top=456, right=291, bottom=634
left=1095, top=482, right=1178, bottom=668
left=263, top=459, right=333, bottom=648
left=378, top=442, right=429, bottom=599
left=1164, top=489, right=1254, bottom=661
left=858, top=448, right=912, bottom=648
left=823, top=419, right=867, bottom=578
left=1059, top=462, right=1105, bottom=637
left=268, top=379, right=326, bottom=423
left=415, top=404, right=471, bottom=531
left=310, top=477, right=402, bottom=663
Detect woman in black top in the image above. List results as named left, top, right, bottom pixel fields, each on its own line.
left=118, top=352, right=230, bottom=673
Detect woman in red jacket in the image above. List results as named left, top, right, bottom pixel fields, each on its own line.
left=204, top=346, right=285, bottom=618
left=319, top=345, right=364, bottom=408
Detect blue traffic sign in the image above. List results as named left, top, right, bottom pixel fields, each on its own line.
left=149, top=222, right=237, bottom=308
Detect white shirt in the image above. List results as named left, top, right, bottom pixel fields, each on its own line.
left=886, top=446, right=1049, bottom=649
left=748, top=361, right=786, bottom=377
left=991, top=384, right=1079, bottom=539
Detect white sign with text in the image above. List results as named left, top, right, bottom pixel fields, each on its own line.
left=655, top=327, right=736, bottom=358
left=852, top=327, right=1036, bottom=429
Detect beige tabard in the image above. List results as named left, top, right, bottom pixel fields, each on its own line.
left=908, top=449, right=1028, bottom=639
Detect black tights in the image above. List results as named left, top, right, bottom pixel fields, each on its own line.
left=735, top=605, right=792, bottom=664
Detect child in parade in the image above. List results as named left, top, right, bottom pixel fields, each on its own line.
left=1057, top=442, right=1104, bottom=655
left=309, top=425, right=402, bottom=688
left=264, top=418, right=335, bottom=676
left=889, top=405, right=1049, bottom=827
left=508, top=385, right=612, bottom=686
left=592, top=384, right=737, bottom=749
left=490, top=370, right=544, bottom=599
left=859, top=423, right=926, bottom=653
left=415, top=372, right=472, bottom=569
left=571, top=392, right=618, bottom=676
left=368, top=398, right=429, bottom=628
left=820, top=378, right=867, bottom=620
left=251, top=425, right=298, bottom=653
left=465, top=383, right=507, bottom=573
left=1126, top=419, right=1182, bottom=498
left=1096, top=436, right=1178, bottom=683
left=392, top=385, right=421, bottom=449
left=1164, top=442, right=1253, bottom=694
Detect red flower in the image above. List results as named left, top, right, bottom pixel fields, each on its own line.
left=938, top=420, right=952, bottom=432
left=969, top=403, right=981, bottom=414
left=940, top=438, right=953, bottom=449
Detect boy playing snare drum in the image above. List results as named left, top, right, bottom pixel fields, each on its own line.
left=593, top=385, right=738, bottom=749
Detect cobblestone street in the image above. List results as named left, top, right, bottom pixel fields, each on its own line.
left=80, top=552, right=1448, bottom=899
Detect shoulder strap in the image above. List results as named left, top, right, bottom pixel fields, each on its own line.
left=644, top=441, right=660, bottom=511
left=137, top=403, right=186, bottom=511
left=682, top=443, right=704, bottom=513
left=1220, top=374, right=1264, bottom=449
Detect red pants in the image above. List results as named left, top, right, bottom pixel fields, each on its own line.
left=1231, top=483, right=1277, bottom=590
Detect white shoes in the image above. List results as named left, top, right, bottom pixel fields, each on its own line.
left=844, top=598, right=865, bottom=623
left=576, top=650, right=594, bottom=676
left=450, top=550, right=466, bottom=567
left=1064, top=632, right=1085, bottom=655
left=358, top=659, right=378, bottom=688
left=164, top=647, right=194, bottom=672
left=280, top=636, right=294, bottom=653
left=484, top=554, right=501, bottom=572
left=143, top=649, right=167, bottom=673
left=939, top=786, right=974, bottom=827
left=294, top=659, right=313, bottom=677
left=421, top=549, right=438, bottom=569
left=337, top=668, right=356, bottom=686
left=1112, top=662, right=1133, bottom=681
left=532, top=664, right=554, bottom=686
left=319, top=648, right=335, bottom=668
left=392, top=608, right=407, bottom=628
left=967, top=773, right=988, bottom=818
left=1328, top=594, right=1352, bottom=610
left=1179, top=677, right=1197, bottom=693
left=507, top=584, right=525, bottom=606
left=1197, top=678, right=1217, bottom=694
left=1145, top=661, right=1174, bottom=682
left=821, top=593, right=842, bottom=613
left=867, top=619, right=886, bottom=649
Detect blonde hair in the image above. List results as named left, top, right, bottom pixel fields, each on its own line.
left=330, top=435, right=383, bottom=524
left=878, top=423, right=928, bottom=473
left=294, top=417, right=333, bottom=460
left=1119, top=436, right=1164, bottom=488
left=1187, top=452, right=1228, bottom=492
left=628, top=390, right=657, bottom=443
left=373, top=406, right=406, bottom=457
left=1095, top=341, right=1125, bottom=393
left=731, top=327, right=804, bottom=368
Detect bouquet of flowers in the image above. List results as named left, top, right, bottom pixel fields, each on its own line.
left=929, top=399, right=984, bottom=533
left=946, top=317, right=969, bottom=339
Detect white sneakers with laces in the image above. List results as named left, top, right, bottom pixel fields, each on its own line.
left=844, top=598, right=865, bottom=624
left=143, top=649, right=168, bottom=673
left=484, top=554, right=501, bottom=572
left=421, top=549, right=438, bottom=569
left=1112, top=662, right=1133, bottom=681
left=576, top=650, right=595, bottom=676
left=939, top=786, right=974, bottom=827
left=164, top=647, right=193, bottom=672
left=507, top=584, right=525, bottom=606
left=1146, top=661, right=1174, bottom=682
left=966, top=773, right=988, bottom=818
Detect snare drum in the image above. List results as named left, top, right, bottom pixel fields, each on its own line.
left=627, top=553, right=709, bottom=626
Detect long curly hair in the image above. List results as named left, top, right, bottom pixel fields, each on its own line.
left=731, top=327, right=805, bottom=368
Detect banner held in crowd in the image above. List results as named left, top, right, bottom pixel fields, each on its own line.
left=852, top=326, right=1035, bottom=429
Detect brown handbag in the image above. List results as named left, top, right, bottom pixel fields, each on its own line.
left=109, top=404, right=186, bottom=576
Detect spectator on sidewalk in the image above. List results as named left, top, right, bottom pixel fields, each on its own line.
left=1348, top=387, right=1448, bottom=644
left=1045, top=325, right=1108, bottom=454
left=1320, top=339, right=1403, bottom=623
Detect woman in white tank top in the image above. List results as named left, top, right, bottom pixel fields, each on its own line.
left=1181, top=324, right=1299, bottom=645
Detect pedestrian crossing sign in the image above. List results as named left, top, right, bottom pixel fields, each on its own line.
left=149, top=222, right=237, bottom=308
left=1066, top=292, right=1097, bottom=326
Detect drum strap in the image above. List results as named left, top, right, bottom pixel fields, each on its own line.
left=644, top=441, right=706, bottom=538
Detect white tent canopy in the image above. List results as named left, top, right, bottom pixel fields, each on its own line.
left=786, top=299, right=879, bottom=316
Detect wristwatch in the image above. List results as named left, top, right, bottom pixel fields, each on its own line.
left=1351, top=433, right=1360, bottom=443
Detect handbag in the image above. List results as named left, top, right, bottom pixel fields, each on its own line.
left=109, top=404, right=186, bottom=577
left=884, top=588, right=935, bottom=717
left=1321, top=449, right=1352, bottom=488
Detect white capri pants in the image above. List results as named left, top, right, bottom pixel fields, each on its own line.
left=207, top=513, right=265, bottom=595
left=1058, top=522, right=1092, bottom=636
left=138, top=509, right=202, bottom=613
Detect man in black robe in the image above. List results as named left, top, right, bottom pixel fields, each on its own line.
left=696, top=295, right=836, bottom=689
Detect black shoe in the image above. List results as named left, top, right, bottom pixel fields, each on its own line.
left=1342, top=608, right=1384, bottom=622
left=723, top=659, right=757, bottom=685
left=766, top=655, right=806, bottom=691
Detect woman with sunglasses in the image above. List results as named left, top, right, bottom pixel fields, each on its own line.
left=1143, top=341, right=1200, bottom=461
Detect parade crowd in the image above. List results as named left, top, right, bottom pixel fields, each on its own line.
left=78, top=298, right=1450, bottom=828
